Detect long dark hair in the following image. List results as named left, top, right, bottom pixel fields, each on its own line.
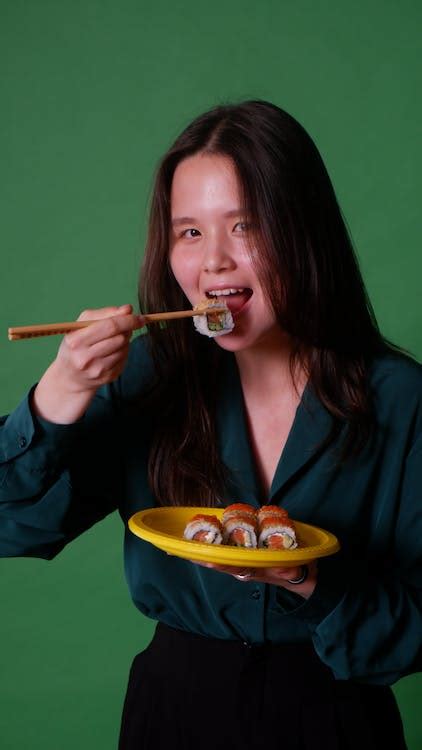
left=139, top=100, right=388, bottom=506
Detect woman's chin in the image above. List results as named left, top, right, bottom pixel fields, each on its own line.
left=213, top=321, right=287, bottom=355
left=213, top=334, right=243, bottom=352
left=212, top=327, right=255, bottom=353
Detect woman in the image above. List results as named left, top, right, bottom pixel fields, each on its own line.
left=1, top=100, right=421, bottom=749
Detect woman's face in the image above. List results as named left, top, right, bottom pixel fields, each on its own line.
left=169, top=153, right=281, bottom=354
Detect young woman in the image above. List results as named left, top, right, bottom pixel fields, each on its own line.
left=1, top=100, right=421, bottom=749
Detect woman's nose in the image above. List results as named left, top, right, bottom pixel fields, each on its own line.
left=201, top=237, right=236, bottom=273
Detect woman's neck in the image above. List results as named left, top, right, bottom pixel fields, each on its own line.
left=234, top=333, right=306, bottom=397
left=233, top=334, right=308, bottom=499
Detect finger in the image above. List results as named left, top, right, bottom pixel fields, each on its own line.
left=233, top=568, right=257, bottom=581
left=207, top=566, right=257, bottom=580
left=234, top=567, right=292, bottom=585
left=270, top=566, right=302, bottom=581
left=77, top=305, right=133, bottom=322
left=250, top=567, right=302, bottom=585
left=78, top=332, right=131, bottom=364
left=66, top=313, right=138, bottom=349
left=187, top=561, right=244, bottom=575
left=68, top=347, right=130, bottom=384
left=187, top=559, right=216, bottom=568
left=254, top=562, right=317, bottom=588
left=87, top=348, right=131, bottom=380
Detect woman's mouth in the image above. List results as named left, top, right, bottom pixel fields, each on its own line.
left=205, top=287, right=253, bottom=316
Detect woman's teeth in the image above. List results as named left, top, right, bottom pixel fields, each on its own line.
left=206, top=288, right=245, bottom=297
left=204, top=287, right=253, bottom=316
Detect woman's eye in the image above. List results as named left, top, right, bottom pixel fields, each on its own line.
left=233, top=221, right=249, bottom=232
left=181, top=228, right=201, bottom=239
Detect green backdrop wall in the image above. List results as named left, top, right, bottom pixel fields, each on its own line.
left=1, top=1, right=421, bottom=748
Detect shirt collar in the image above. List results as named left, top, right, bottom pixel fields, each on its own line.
left=216, top=354, right=334, bottom=504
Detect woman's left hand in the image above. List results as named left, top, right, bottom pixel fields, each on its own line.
left=188, top=559, right=318, bottom=599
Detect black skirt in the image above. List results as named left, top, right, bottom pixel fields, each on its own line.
left=118, top=622, right=407, bottom=750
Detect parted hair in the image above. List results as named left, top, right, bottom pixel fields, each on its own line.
left=139, top=100, right=389, bottom=506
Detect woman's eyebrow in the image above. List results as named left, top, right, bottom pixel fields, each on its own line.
left=224, top=209, right=244, bottom=218
left=171, top=209, right=244, bottom=227
left=171, top=216, right=196, bottom=227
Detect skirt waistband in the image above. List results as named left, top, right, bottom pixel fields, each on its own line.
left=154, top=620, right=314, bottom=651
left=150, top=621, right=332, bottom=685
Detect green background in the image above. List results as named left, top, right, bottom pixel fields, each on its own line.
left=1, top=1, right=420, bottom=747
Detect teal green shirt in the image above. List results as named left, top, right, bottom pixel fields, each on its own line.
left=1, top=336, right=421, bottom=685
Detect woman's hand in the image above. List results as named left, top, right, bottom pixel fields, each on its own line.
left=189, top=559, right=318, bottom=599
left=33, top=304, right=143, bottom=424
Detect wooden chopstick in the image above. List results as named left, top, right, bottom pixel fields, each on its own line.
left=8, top=306, right=227, bottom=341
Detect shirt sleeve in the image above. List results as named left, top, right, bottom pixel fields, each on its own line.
left=0, top=382, right=122, bottom=560
left=273, top=433, right=422, bottom=685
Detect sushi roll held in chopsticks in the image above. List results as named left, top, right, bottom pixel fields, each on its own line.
left=222, top=504, right=258, bottom=548
left=183, top=514, right=223, bottom=544
left=193, top=298, right=234, bottom=338
left=257, top=506, right=298, bottom=549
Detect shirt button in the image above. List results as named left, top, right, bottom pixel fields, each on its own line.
left=18, top=436, right=27, bottom=448
left=252, top=590, right=261, bottom=600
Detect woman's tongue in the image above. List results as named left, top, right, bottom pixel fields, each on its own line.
left=209, top=289, right=252, bottom=315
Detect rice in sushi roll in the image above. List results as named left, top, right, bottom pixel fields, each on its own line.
left=222, top=513, right=258, bottom=548
left=193, top=298, right=234, bottom=338
left=183, top=514, right=223, bottom=544
left=258, top=515, right=298, bottom=549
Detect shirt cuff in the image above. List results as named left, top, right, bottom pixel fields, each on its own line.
left=271, top=555, right=348, bottom=627
left=0, top=386, right=81, bottom=466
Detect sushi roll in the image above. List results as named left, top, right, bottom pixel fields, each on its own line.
left=183, top=514, right=223, bottom=544
left=222, top=512, right=258, bottom=548
left=257, top=505, right=289, bottom=524
left=193, top=298, right=234, bottom=338
left=222, top=503, right=257, bottom=524
left=258, top=515, right=298, bottom=549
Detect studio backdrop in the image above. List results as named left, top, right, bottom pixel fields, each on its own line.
left=1, top=1, right=420, bottom=748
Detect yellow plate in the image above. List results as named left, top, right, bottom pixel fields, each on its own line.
left=128, top=507, right=340, bottom=568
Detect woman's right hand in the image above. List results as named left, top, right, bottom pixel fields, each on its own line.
left=32, top=304, right=143, bottom=424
